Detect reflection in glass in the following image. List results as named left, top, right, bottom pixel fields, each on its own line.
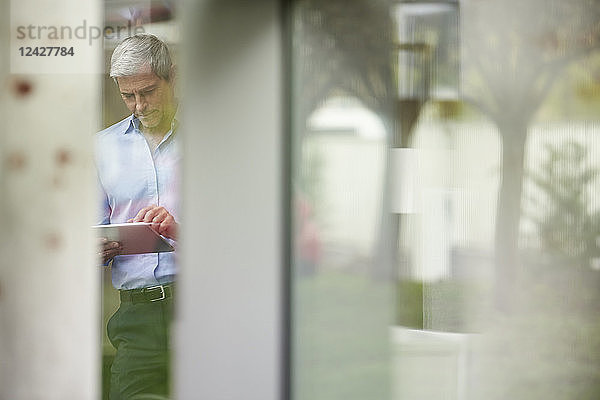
left=291, top=0, right=600, bottom=399
left=291, top=2, right=395, bottom=400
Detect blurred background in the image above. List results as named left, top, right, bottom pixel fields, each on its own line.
left=291, top=1, right=600, bottom=399
left=1, top=0, right=599, bottom=399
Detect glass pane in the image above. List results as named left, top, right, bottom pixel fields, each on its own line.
left=290, top=2, right=395, bottom=400
left=290, top=0, right=600, bottom=399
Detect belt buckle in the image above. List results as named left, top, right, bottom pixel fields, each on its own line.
left=145, top=285, right=166, bottom=302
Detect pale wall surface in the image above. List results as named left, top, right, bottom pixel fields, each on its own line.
left=175, top=1, right=283, bottom=399
left=0, top=1, right=101, bottom=398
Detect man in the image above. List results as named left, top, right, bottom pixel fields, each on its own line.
left=96, top=33, right=179, bottom=399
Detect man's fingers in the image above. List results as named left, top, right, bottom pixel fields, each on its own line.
left=151, top=210, right=170, bottom=224
left=158, top=218, right=178, bottom=240
left=131, top=206, right=177, bottom=238
left=152, top=210, right=167, bottom=222
left=132, top=205, right=156, bottom=222
left=100, top=240, right=121, bottom=251
left=131, top=205, right=171, bottom=223
left=158, top=214, right=173, bottom=228
left=141, top=207, right=168, bottom=223
left=98, top=240, right=122, bottom=263
left=99, top=244, right=122, bottom=264
left=143, top=208, right=161, bottom=223
left=132, top=207, right=151, bottom=222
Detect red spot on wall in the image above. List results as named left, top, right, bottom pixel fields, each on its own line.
left=44, top=233, right=62, bottom=251
left=56, top=148, right=72, bottom=166
left=13, top=79, right=33, bottom=97
left=6, top=151, right=26, bottom=170
left=52, top=175, right=63, bottom=188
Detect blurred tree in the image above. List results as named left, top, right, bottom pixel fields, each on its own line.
left=461, top=0, right=600, bottom=308
left=292, top=0, right=396, bottom=130
left=293, top=0, right=600, bottom=294
left=526, top=141, right=599, bottom=266
left=526, top=49, right=600, bottom=123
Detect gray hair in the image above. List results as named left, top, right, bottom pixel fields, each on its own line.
left=110, top=34, right=172, bottom=82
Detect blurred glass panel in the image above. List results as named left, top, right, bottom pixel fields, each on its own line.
left=290, top=2, right=395, bottom=399
left=291, top=0, right=600, bottom=399
left=292, top=97, right=392, bottom=399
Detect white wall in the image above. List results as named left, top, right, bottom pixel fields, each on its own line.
left=0, top=0, right=101, bottom=398
left=176, top=1, right=284, bottom=399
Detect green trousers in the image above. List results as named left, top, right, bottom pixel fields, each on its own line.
left=107, top=297, right=173, bottom=400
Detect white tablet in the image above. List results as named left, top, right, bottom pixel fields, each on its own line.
left=92, top=222, right=175, bottom=255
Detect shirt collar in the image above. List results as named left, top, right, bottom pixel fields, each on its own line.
left=123, top=108, right=179, bottom=135
left=123, top=114, right=137, bottom=134
left=171, top=107, right=180, bottom=133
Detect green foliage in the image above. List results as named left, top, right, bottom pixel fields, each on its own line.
left=527, top=141, right=600, bottom=263
left=430, top=99, right=467, bottom=120
left=396, top=278, right=490, bottom=332
left=537, top=50, right=600, bottom=121
left=396, top=279, right=423, bottom=328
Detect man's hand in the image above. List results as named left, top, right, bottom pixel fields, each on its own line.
left=99, top=238, right=122, bottom=264
left=129, top=205, right=178, bottom=240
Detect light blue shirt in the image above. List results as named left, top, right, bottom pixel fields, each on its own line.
left=95, top=114, right=180, bottom=290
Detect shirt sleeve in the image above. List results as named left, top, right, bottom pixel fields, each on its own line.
left=96, top=171, right=113, bottom=267
left=97, top=170, right=111, bottom=226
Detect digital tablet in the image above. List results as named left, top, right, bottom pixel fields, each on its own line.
left=92, top=222, right=174, bottom=255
